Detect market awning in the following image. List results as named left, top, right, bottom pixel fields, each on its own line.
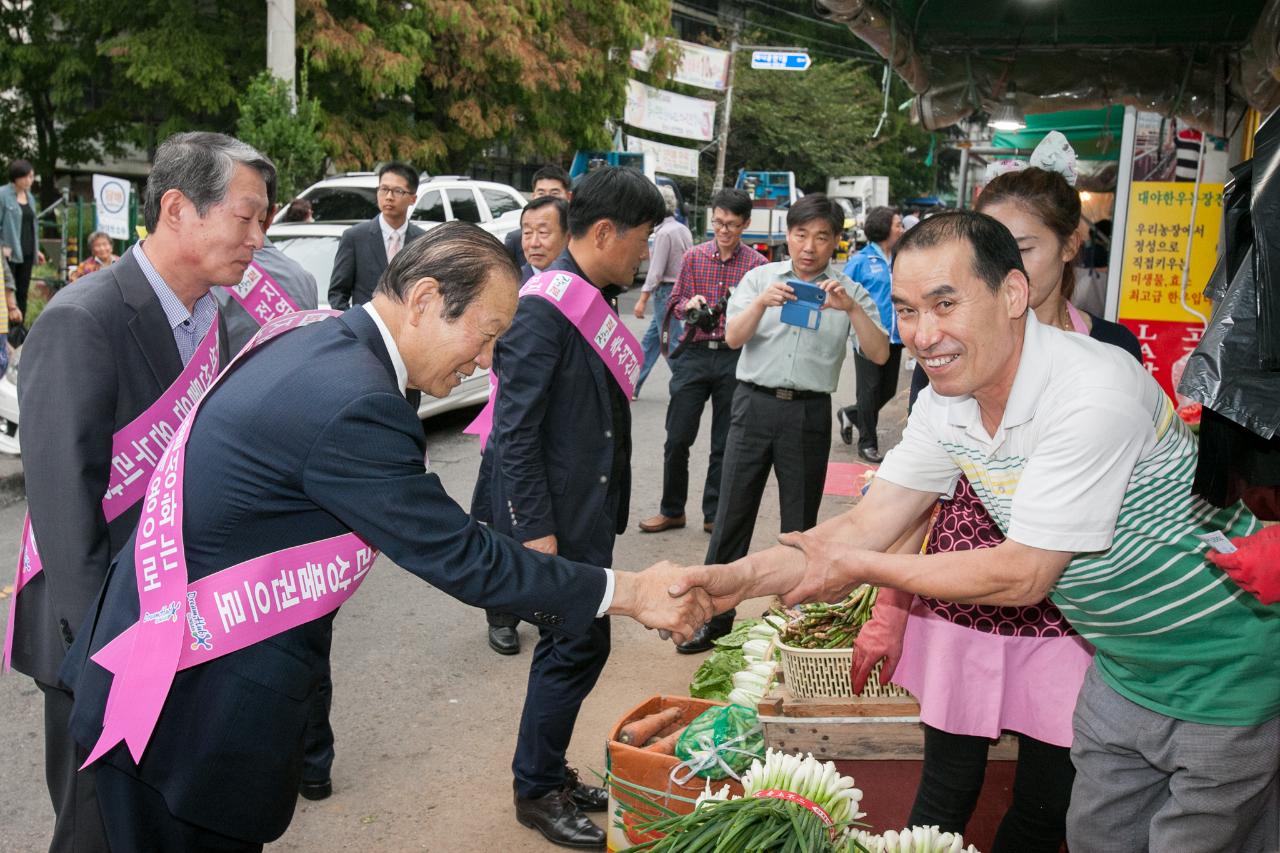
left=815, top=0, right=1280, bottom=135
left=991, top=107, right=1126, bottom=161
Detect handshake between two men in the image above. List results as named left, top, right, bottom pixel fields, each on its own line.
left=607, top=528, right=845, bottom=645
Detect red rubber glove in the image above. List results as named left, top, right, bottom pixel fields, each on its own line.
left=1207, top=525, right=1280, bottom=605
left=851, top=588, right=913, bottom=695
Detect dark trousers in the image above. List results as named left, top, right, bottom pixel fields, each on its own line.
left=660, top=345, right=739, bottom=523
left=11, top=257, right=33, bottom=316
left=513, top=616, right=611, bottom=799
left=844, top=343, right=903, bottom=452
left=302, top=657, right=334, bottom=784
left=704, top=384, right=831, bottom=621
left=96, top=763, right=263, bottom=853
left=909, top=725, right=1074, bottom=853
left=39, top=681, right=109, bottom=853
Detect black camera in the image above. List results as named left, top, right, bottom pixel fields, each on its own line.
left=685, top=294, right=728, bottom=333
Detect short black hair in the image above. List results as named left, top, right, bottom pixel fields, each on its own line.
left=531, top=164, right=572, bottom=192
left=863, top=206, right=898, bottom=244
left=521, top=195, right=568, bottom=234
left=710, top=188, right=752, bottom=221
left=377, top=162, right=419, bottom=192
left=567, top=167, right=665, bottom=240
left=786, top=194, right=843, bottom=235
left=892, top=210, right=1027, bottom=294
left=8, top=159, right=33, bottom=183
left=376, top=220, right=518, bottom=319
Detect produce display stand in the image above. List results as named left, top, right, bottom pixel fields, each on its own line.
left=756, top=683, right=1020, bottom=850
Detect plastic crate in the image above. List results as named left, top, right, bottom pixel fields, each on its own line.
left=776, top=637, right=911, bottom=700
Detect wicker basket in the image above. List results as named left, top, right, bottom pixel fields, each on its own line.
left=776, top=636, right=911, bottom=700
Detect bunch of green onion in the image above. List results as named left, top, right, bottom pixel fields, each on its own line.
left=628, top=750, right=865, bottom=853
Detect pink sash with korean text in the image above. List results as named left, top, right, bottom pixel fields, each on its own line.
left=3, top=323, right=220, bottom=672
left=464, top=271, right=641, bottom=449
left=82, top=309, right=381, bottom=768
left=225, top=260, right=300, bottom=330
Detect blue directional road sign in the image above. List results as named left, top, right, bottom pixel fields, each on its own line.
left=750, top=51, right=812, bottom=71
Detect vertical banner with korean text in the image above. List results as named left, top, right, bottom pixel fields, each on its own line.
left=1115, top=181, right=1223, bottom=399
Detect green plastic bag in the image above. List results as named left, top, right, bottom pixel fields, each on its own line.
left=671, top=704, right=764, bottom=782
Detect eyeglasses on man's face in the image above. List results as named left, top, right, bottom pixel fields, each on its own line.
left=711, top=218, right=746, bottom=232
left=377, top=185, right=414, bottom=199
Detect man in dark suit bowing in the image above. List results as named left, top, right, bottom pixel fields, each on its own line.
left=11, top=131, right=268, bottom=853
left=61, top=221, right=709, bottom=852
left=471, top=167, right=666, bottom=849
left=327, top=162, right=425, bottom=309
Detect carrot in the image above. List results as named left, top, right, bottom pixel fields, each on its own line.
left=642, top=720, right=687, bottom=746
left=618, top=707, right=683, bottom=745
left=642, top=726, right=686, bottom=754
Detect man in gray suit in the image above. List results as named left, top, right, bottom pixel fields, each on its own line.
left=327, top=162, right=426, bottom=309
left=12, top=131, right=272, bottom=853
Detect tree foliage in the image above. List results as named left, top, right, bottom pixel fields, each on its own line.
left=727, top=52, right=937, bottom=199
left=235, top=71, right=327, bottom=203
left=0, top=0, right=264, bottom=204
left=0, top=0, right=670, bottom=195
left=299, top=0, right=670, bottom=171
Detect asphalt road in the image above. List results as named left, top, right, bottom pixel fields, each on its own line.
left=0, top=293, right=910, bottom=852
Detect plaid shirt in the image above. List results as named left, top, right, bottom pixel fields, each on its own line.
left=669, top=239, right=768, bottom=342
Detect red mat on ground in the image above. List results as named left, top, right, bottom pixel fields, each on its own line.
left=824, top=462, right=877, bottom=497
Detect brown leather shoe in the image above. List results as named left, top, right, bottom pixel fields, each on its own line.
left=703, top=520, right=714, bottom=533
left=638, top=513, right=686, bottom=533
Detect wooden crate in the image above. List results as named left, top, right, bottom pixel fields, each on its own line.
left=757, top=686, right=1018, bottom=762
left=757, top=685, right=1022, bottom=849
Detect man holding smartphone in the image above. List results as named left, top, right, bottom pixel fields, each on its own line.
left=676, top=194, right=890, bottom=652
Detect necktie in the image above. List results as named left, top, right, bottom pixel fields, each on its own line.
left=387, top=230, right=401, bottom=262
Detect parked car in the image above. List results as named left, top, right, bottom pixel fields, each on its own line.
left=266, top=221, right=493, bottom=420
left=0, top=223, right=493, bottom=456
left=278, top=173, right=526, bottom=242
left=0, top=350, right=18, bottom=455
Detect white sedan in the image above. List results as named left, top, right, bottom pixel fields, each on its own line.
left=0, top=224, right=493, bottom=456
left=264, top=221, right=494, bottom=421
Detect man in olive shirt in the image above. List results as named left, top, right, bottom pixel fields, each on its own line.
left=678, top=195, right=889, bottom=652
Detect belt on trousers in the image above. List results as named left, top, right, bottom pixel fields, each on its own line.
left=741, top=381, right=828, bottom=401
left=687, top=339, right=730, bottom=350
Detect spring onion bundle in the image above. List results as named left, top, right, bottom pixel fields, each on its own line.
left=627, top=750, right=865, bottom=853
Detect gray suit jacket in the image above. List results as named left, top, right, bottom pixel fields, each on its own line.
left=14, top=249, right=229, bottom=685
left=327, top=217, right=426, bottom=310
left=215, top=238, right=320, bottom=353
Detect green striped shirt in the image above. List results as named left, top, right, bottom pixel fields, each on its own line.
left=878, top=313, right=1280, bottom=725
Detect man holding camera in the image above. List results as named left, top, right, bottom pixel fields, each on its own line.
left=638, top=189, right=767, bottom=536
left=676, top=194, right=889, bottom=652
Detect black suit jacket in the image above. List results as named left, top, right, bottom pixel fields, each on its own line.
left=13, top=249, right=229, bottom=686
left=62, top=307, right=606, bottom=843
left=327, top=217, right=426, bottom=309
left=504, top=226, right=526, bottom=268
left=471, top=252, right=630, bottom=566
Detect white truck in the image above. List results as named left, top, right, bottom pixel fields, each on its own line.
left=826, top=176, right=890, bottom=244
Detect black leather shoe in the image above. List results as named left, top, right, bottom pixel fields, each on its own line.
left=299, top=778, right=332, bottom=801
left=858, top=445, right=884, bottom=464
left=564, top=766, right=608, bottom=812
left=515, top=788, right=606, bottom=849
left=488, top=624, right=520, bottom=655
left=676, top=617, right=734, bottom=654
left=837, top=407, right=857, bottom=445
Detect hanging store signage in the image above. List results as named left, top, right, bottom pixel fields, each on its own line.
left=624, top=79, right=716, bottom=143
left=630, top=38, right=732, bottom=92
left=625, top=135, right=700, bottom=179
